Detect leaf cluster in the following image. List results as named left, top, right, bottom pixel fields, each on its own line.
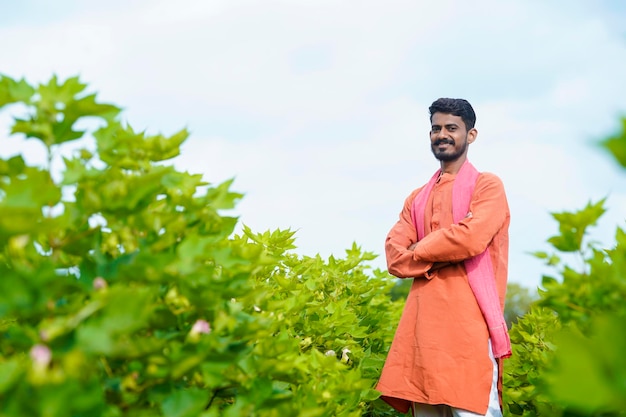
left=504, top=119, right=626, bottom=416
left=0, top=74, right=408, bottom=417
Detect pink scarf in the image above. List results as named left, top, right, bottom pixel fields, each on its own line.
left=410, top=161, right=511, bottom=359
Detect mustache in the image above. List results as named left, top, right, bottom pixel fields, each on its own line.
left=434, top=138, right=455, bottom=146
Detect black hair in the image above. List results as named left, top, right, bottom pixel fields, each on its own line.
left=428, top=98, right=476, bottom=130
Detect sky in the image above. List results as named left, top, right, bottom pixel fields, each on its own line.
left=1, top=0, right=626, bottom=290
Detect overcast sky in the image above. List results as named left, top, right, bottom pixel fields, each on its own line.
left=2, top=0, right=626, bottom=290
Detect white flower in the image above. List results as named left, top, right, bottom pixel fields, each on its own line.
left=341, top=348, right=351, bottom=363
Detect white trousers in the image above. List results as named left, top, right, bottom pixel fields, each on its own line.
left=412, top=341, right=502, bottom=417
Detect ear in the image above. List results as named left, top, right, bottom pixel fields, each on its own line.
left=467, top=128, right=478, bottom=144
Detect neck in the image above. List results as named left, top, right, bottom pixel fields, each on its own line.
left=440, top=155, right=468, bottom=175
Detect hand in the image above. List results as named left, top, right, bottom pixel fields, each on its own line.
left=408, top=242, right=418, bottom=251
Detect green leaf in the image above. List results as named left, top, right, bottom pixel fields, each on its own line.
left=600, top=117, right=626, bottom=168
left=0, top=75, right=35, bottom=107
left=0, top=168, right=61, bottom=209
left=203, top=178, right=243, bottom=211
left=11, top=117, right=53, bottom=143
left=75, top=286, right=157, bottom=356
left=38, top=74, right=87, bottom=105
left=547, top=199, right=606, bottom=252
left=64, top=92, right=121, bottom=121
left=95, top=123, right=187, bottom=169
left=0, top=358, right=25, bottom=394
left=360, top=388, right=381, bottom=402
left=541, top=275, right=558, bottom=288
left=162, top=171, right=207, bottom=199
left=0, top=168, right=61, bottom=237
left=10, top=75, right=120, bottom=147
left=161, top=388, right=210, bottom=417
left=0, top=155, right=27, bottom=176
left=547, top=314, right=626, bottom=413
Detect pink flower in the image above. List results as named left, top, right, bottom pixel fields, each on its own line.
left=29, top=344, right=52, bottom=367
left=191, top=319, right=211, bottom=335
left=93, top=277, right=108, bottom=290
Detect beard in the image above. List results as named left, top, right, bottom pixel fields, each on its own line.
left=431, top=136, right=468, bottom=162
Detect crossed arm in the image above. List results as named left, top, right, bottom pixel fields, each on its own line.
left=385, top=175, right=508, bottom=279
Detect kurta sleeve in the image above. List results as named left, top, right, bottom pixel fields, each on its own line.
left=385, top=189, right=434, bottom=278
left=412, top=173, right=509, bottom=262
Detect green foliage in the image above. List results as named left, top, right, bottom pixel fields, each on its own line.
left=0, top=74, right=404, bottom=417
left=505, top=119, right=626, bottom=416
left=545, top=199, right=606, bottom=253
left=534, top=199, right=625, bottom=328
left=547, top=314, right=626, bottom=415
left=388, top=278, right=411, bottom=302
left=503, top=283, right=537, bottom=328
left=540, top=216, right=626, bottom=416
left=503, top=307, right=560, bottom=416
left=600, top=117, right=626, bottom=168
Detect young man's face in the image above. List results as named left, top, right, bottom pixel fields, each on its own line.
left=429, top=112, right=476, bottom=162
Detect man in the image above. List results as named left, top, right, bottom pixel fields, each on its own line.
left=376, top=98, right=511, bottom=417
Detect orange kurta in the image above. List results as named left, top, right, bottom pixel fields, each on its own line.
left=376, top=172, right=510, bottom=415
